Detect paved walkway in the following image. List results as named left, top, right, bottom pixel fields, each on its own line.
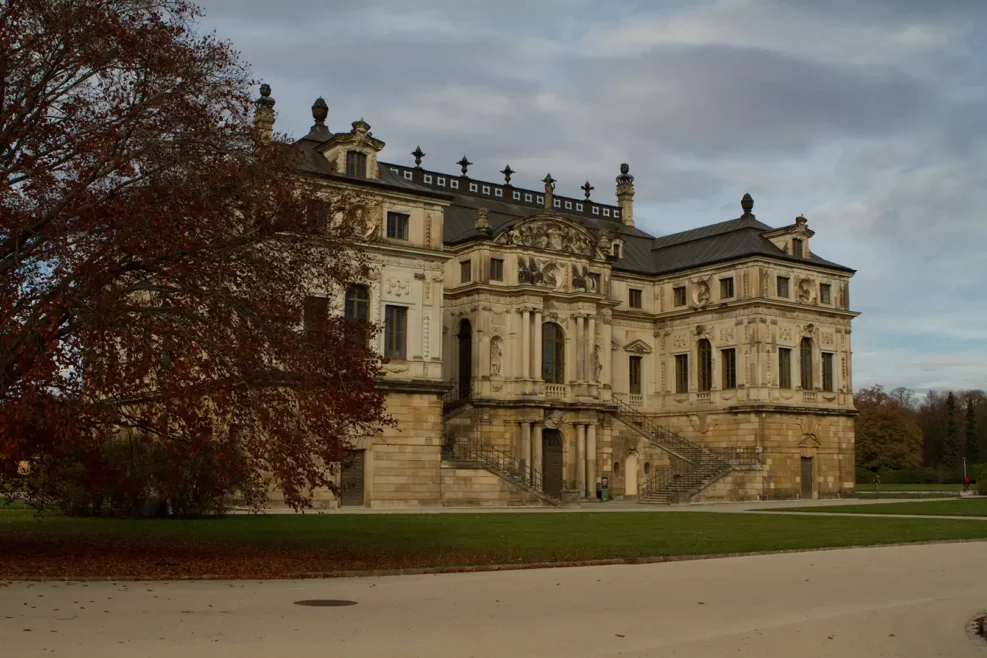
left=235, top=496, right=987, bottom=521
left=3, top=542, right=984, bottom=657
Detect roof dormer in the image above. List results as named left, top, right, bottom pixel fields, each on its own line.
left=319, top=117, right=385, bottom=180
left=763, top=215, right=815, bottom=260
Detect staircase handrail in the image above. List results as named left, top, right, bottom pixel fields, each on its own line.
left=446, top=436, right=560, bottom=505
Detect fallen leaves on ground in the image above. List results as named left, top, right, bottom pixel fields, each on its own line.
left=0, top=531, right=571, bottom=580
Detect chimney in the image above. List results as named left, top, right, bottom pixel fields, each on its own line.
left=253, top=83, right=276, bottom=139
left=615, top=163, right=634, bottom=227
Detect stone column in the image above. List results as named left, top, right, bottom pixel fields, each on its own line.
left=586, top=424, right=597, bottom=498
left=603, top=320, right=613, bottom=394
left=576, top=423, right=586, bottom=496
left=521, top=308, right=531, bottom=379
left=521, top=422, right=531, bottom=474
left=587, top=315, right=597, bottom=381
left=533, top=423, right=543, bottom=483
left=575, top=314, right=585, bottom=381
left=534, top=309, right=543, bottom=381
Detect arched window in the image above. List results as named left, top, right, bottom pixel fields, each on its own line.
left=800, top=337, right=813, bottom=389
left=644, top=462, right=651, bottom=475
left=344, top=285, right=370, bottom=322
left=697, top=339, right=713, bottom=392
left=542, top=322, right=566, bottom=383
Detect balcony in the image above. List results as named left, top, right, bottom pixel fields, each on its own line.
left=545, top=384, right=567, bottom=399
left=629, top=393, right=644, bottom=407
left=696, top=391, right=711, bottom=404
left=802, top=390, right=817, bottom=403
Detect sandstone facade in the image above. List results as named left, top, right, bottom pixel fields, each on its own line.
left=262, top=90, right=859, bottom=508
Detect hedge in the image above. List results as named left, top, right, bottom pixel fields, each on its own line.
left=855, top=464, right=987, bottom=485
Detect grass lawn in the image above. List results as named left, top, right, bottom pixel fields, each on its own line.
left=775, top=498, right=987, bottom=518
left=855, top=492, right=959, bottom=499
left=3, top=505, right=987, bottom=579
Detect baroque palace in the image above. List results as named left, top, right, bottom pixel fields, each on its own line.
left=255, top=86, right=859, bottom=508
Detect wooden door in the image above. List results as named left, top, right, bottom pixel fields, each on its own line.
left=340, top=449, right=366, bottom=506
left=800, top=457, right=813, bottom=499
left=542, top=430, right=564, bottom=497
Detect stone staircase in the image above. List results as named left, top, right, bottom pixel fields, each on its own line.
left=611, top=396, right=732, bottom=504
left=442, top=435, right=561, bottom=507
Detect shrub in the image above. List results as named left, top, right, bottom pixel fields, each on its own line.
left=978, top=479, right=987, bottom=496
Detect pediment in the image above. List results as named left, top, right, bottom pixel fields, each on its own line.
left=623, top=339, right=653, bottom=355
left=798, top=434, right=821, bottom=448
left=495, top=216, right=600, bottom=258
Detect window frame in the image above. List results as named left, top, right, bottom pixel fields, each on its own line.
left=792, top=238, right=804, bottom=258
left=822, top=352, right=834, bottom=392
left=460, top=259, right=472, bottom=283
left=344, top=285, right=370, bottom=322
left=674, top=354, right=689, bottom=394
left=777, top=276, right=790, bottom=298
left=303, top=295, right=329, bottom=333
left=385, top=211, right=410, bottom=240
left=819, top=283, right=831, bottom=304
left=721, top=348, right=737, bottom=389
left=719, top=277, right=735, bottom=299
left=673, top=286, right=687, bottom=307
left=384, top=305, right=408, bottom=359
left=778, top=347, right=792, bottom=389
left=629, top=355, right=643, bottom=395
left=800, top=337, right=813, bottom=390
left=542, top=322, right=566, bottom=384
left=697, top=339, right=713, bottom=392
left=489, top=257, right=504, bottom=282
left=628, top=288, right=643, bottom=309
left=345, top=150, right=367, bottom=178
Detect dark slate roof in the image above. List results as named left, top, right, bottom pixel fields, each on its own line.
left=647, top=214, right=854, bottom=275
left=290, top=137, right=853, bottom=275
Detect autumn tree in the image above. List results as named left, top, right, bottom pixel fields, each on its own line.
left=854, top=385, right=923, bottom=471
left=942, top=392, right=960, bottom=469
left=966, top=398, right=980, bottom=464
left=0, top=0, right=387, bottom=511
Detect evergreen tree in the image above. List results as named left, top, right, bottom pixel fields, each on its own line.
left=966, top=398, right=980, bottom=464
left=942, top=392, right=960, bottom=469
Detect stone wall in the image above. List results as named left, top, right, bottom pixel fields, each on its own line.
left=439, top=464, right=552, bottom=507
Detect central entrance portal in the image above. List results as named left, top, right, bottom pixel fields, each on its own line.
left=542, top=429, right=563, bottom=497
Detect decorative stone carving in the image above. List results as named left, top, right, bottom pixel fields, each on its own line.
left=384, top=363, right=409, bottom=374
left=693, top=280, right=710, bottom=308
left=743, top=271, right=749, bottom=299
left=821, top=332, right=834, bottom=346
left=672, top=334, right=687, bottom=349
left=661, top=361, right=666, bottom=393
left=624, top=339, right=652, bottom=354
left=490, top=336, right=503, bottom=376
left=719, top=328, right=735, bottom=343
left=490, top=311, right=506, bottom=327
left=424, top=212, right=432, bottom=246
left=386, top=278, right=410, bottom=298
left=422, top=315, right=431, bottom=359
left=414, top=272, right=426, bottom=281
left=689, top=414, right=716, bottom=435
left=599, top=308, right=613, bottom=325
left=593, top=345, right=603, bottom=381
left=544, top=410, right=569, bottom=429
left=780, top=327, right=793, bottom=341
left=517, top=255, right=545, bottom=285
left=494, top=218, right=595, bottom=256
left=543, top=262, right=565, bottom=291
left=761, top=270, right=769, bottom=296
left=797, top=278, right=814, bottom=304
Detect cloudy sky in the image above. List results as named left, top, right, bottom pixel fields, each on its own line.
left=198, top=0, right=987, bottom=394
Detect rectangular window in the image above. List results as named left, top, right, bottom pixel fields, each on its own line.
left=822, top=353, right=834, bottom=392
left=675, top=354, right=689, bottom=394
left=720, top=277, right=734, bottom=299
left=792, top=239, right=803, bottom=258
left=819, top=283, right=831, bottom=304
left=628, top=288, right=642, bottom=309
left=345, top=150, right=367, bottom=177
left=384, top=305, right=407, bottom=359
left=777, top=276, right=790, bottom=298
left=673, top=286, right=687, bottom=307
left=385, top=212, right=409, bottom=240
left=489, top=258, right=503, bottom=281
left=460, top=260, right=472, bottom=283
left=612, top=242, right=622, bottom=259
left=629, top=356, right=643, bottom=395
left=303, top=296, right=328, bottom=332
left=779, top=348, right=792, bottom=389
left=721, top=348, right=737, bottom=389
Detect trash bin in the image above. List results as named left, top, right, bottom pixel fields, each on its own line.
left=600, top=475, right=610, bottom=502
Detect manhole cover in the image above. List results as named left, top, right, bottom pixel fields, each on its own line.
left=293, top=600, right=358, bottom=607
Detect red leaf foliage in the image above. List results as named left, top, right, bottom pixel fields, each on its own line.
left=0, top=1, right=390, bottom=509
